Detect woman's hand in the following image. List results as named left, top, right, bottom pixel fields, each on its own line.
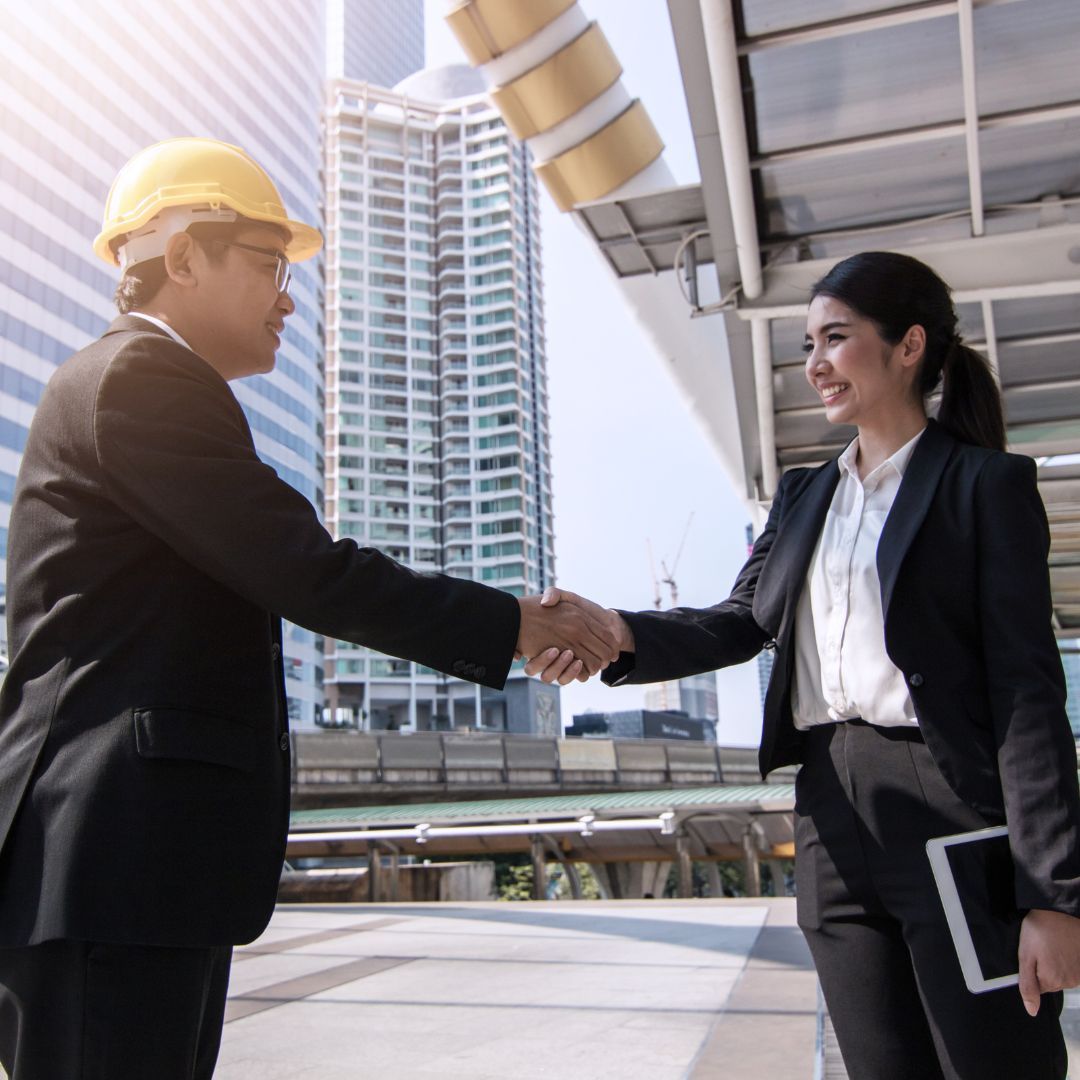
left=1018, top=908, right=1080, bottom=1015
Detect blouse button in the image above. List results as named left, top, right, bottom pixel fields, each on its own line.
left=908, top=673, right=924, bottom=687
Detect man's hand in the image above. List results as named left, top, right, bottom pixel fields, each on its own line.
left=516, top=590, right=621, bottom=684
left=1018, top=908, right=1080, bottom=1015
left=521, top=587, right=634, bottom=685
left=516, top=591, right=622, bottom=682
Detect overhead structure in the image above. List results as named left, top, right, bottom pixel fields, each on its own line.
left=450, top=0, right=1080, bottom=635
left=287, top=783, right=795, bottom=863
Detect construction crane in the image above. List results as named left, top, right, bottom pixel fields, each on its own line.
left=646, top=538, right=663, bottom=611
left=645, top=514, right=695, bottom=713
left=659, top=512, right=695, bottom=609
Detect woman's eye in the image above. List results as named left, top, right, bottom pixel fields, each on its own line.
left=827, top=334, right=845, bottom=344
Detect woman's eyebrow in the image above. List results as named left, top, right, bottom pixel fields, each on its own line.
left=804, top=320, right=852, bottom=340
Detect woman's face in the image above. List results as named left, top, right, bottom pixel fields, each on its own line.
left=803, top=295, right=921, bottom=430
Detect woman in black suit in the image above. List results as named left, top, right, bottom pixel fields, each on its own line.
left=530, top=252, right=1080, bottom=1079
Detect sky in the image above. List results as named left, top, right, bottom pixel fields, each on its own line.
left=425, top=0, right=766, bottom=747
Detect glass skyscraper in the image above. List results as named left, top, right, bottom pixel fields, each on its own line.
left=322, top=66, right=559, bottom=735
left=0, top=0, right=327, bottom=725
left=326, top=0, right=425, bottom=87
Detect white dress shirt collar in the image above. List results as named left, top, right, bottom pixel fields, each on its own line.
left=128, top=312, right=194, bottom=353
left=837, top=426, right=927, bottom=489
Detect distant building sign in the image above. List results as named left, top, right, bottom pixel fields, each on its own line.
left=567, top=709, right=714, bottom=743
left=643, top=714, right=700, bottom=741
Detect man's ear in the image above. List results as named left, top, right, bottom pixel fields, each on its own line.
left=163, top=232, right=199, bottom=288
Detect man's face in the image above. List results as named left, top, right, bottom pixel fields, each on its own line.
left=193, top=224, right=294, bottom=380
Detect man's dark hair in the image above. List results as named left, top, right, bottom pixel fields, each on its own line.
left=113, top=216, right=287, bottom=314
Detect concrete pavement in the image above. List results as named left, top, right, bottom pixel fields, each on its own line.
left=216, top=898, right=816, bottom=1080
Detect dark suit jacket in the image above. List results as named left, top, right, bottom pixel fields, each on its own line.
left=605, top=419, right=1080, bottom=916
left=0, top=316, right=520, bottom=947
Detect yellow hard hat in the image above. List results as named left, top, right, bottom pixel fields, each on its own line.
left=93, top=137, right=323, bottom=268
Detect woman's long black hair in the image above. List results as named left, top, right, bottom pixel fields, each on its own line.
left=811, top=251, right=1005, bottom=451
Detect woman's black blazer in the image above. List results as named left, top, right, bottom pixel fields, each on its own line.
left=606, top=419, right=1080, bottom=916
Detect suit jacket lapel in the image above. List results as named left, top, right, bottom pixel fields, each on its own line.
left=877, top=420, right=954, bottom=618
left=754, top=460, right=842, bottom=636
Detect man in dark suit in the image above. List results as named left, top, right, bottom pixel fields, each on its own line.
left=0, top=138, right=618, bottom=1079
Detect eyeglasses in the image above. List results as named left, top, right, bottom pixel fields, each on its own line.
left=211, top=240, right=291, bottom=294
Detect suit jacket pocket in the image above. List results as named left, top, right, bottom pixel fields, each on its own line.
left=134, top=707, right=256, bottom=773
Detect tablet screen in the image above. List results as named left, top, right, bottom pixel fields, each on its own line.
left=944, top=832, right=1021, bottom=981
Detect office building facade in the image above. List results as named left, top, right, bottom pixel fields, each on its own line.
left=322, top=67, right=558, bottom=735
left=1060, top=644, right=1080, bottom=741
left=327, top=0, right=425, bottom=87
left=567, top=710, right=717, bottom=743
left=0, top=0, right=327, bottom=725
left=643, top=672, right=719, bottom=724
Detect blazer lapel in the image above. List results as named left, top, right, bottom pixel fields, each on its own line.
left=877, top=420, right=954, bottom=618
left=753, top=460, right=842, bottom=636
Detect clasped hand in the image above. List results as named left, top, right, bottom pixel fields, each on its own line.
left=515, top=587, right=634, bottom=686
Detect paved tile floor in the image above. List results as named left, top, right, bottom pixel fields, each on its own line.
left=216, top=899, right=812, bottom=1080
left=3, top=899, right=1078, bottom=1078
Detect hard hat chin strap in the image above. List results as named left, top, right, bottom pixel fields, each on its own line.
left=117, top=204, right=239, bottom=272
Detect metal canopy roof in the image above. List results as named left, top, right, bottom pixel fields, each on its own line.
left=577, top=184, right=712, bottom=278
left=290, top=783, right=794, bottom=828
left=576, top=0, right=1080, bottom=633
left=287, top=784, right=796, bottom=861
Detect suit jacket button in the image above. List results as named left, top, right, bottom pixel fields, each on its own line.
left=909, top=673, right=924, bottom=687
left=279, top=732, right=290, bottom=751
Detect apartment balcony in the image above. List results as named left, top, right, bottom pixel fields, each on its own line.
left=370, top=415, right=408, bottom=432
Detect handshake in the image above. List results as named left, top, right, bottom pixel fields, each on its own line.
left=515, top=587, right=635, bottom=685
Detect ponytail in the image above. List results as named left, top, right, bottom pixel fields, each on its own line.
left=812, top=251, right=1007, bottom=452
left=935, top=339, right=1005, bottom=451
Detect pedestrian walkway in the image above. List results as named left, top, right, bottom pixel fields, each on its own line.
left=216, top=898, right=817, bottom=1080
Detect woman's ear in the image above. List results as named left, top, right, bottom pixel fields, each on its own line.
left=900, top=324, right=926, bottom=370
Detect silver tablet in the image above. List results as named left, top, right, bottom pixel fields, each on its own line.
left=926, top=826, right=1021, bottom=994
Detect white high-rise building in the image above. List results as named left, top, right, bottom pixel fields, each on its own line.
left=322, top=66, right=559, bottom=736
left=0, top=0, right=327, bottom=725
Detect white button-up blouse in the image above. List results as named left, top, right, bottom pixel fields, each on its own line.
left=791, top=427, right=927, bottom=730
